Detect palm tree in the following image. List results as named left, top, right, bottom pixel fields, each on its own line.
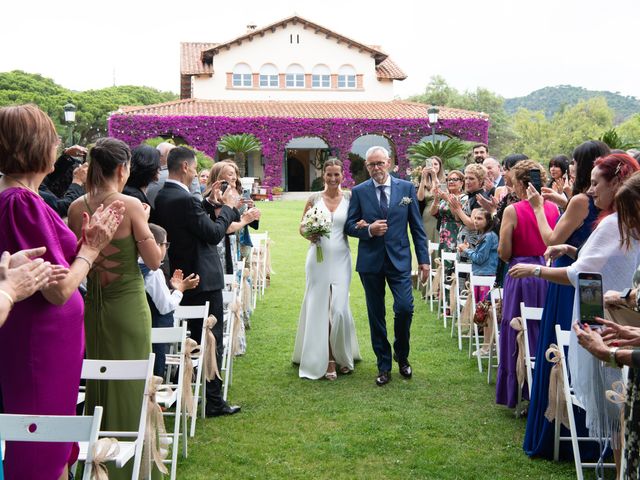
left=598, top=128, right=638, bottom=151
left=407, top=138, right=469, bottom=171
left=217, top=133, right=262, bottom=176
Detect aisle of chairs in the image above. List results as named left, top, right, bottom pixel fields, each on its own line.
left=421, top=246, right=619, bottom=480
left=0, top=233, right=272, bottom=480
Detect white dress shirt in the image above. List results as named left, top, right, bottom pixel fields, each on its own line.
left=139, top=260, right=183, bottom=315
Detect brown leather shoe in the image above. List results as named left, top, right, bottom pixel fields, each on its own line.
left=375, top=371, right=391, bottom=386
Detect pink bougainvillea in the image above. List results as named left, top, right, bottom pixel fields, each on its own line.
left=109, top=115, right=489, bottom=188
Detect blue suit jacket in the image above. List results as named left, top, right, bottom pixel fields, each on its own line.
left=345, top=177, right=429, bottom=273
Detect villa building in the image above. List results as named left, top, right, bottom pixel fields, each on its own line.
left=110, top=15, right=488, bottom=190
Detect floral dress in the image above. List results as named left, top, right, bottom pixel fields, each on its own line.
left=624, top=267, right=640, bottom=479
left=435, top=194, right=466, bottom=253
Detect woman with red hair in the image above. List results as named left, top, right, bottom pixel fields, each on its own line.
left=509, top=153, right=640, bottom=472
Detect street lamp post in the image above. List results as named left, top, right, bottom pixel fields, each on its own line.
left=63, top=102, right=77, bottom=147
left=427, top=106, right=439, bottom=143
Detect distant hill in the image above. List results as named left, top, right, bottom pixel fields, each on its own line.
left=504, top=85, right=640, bottom=123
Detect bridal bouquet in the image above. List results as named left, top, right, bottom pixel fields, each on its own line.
left=300, top=206, right=332, bottom=263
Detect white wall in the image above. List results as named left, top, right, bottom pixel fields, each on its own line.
left=192, top=23, right=395, bottom=101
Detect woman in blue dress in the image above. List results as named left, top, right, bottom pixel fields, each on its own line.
left=523, top=140, right=609, bottom=459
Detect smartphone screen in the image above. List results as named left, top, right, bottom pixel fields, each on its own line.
left=578, top=272, right=604, bottom=326
left=439, top=183, right=448, bottom=192
left=529, top=169, right=542, bottom=193
left=242, top=189, right=251, bottom=200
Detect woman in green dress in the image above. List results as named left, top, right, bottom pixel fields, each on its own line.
left=68, top=138, right=164, bottom=479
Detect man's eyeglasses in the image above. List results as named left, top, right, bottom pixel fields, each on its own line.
left=366, top=161, right=387, bottom=169
left=159, top=242, right=170, bottom=248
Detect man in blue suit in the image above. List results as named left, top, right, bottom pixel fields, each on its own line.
left=345, top=146, right=430, bottom=386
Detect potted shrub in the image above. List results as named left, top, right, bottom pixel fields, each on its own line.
left=271, top=186, right=284, bottom=200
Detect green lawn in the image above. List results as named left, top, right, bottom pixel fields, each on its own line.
left=176, top=200, right=578, bottom=479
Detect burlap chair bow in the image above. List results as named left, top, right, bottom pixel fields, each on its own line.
left=510, top=316, right=527, bottom=391
left=544, top=344, right=569, bottom=429
left=90, top=437, right=119, bottom=480
left=182, top=338, right=199, bottom=416
left=448, top=275, right=457, bottom=313
left=458, top=281, right=473, bottom=333
left=230, top=301, right=243, bottom=356
left=204, top=315, right=222, bottom=382
left=430, top=258, right=442, bottom=297
left=606, top=380, right=627, bottom=405
left=141, top=376, right=169, bottom=477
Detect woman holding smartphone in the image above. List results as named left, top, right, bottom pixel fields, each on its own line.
left=509, top=153, right=640, bottom=473
left=523, top=140, right=606, bottom=459
left=204, top=161, right=261, bottom=274
left=417, top=156, right=446, bottom=247
left=494, top=160, right=560, bottom=409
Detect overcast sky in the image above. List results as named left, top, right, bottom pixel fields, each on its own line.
left=3, top=0, right=639, bottom=100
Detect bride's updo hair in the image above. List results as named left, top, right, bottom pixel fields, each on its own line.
left=323, top=158, right=343, bottom=172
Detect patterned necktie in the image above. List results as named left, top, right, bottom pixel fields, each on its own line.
left=378, top=185, right=388, bottom=218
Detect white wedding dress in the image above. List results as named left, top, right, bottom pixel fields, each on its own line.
left=292, top=193, right=361, bottom=379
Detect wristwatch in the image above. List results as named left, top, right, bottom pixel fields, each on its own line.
left=609, top=347, right=621, bottom=368
left=533, top=266, right=542, bottom=278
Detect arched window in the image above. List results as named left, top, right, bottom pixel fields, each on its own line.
left=232, top=63, right=252, bottom=87
left=338, top=65, right=356, bottom=89
left=285, top=64, right=304, bottom=88
left=259, top=63, right=279, bottom=88
left=311, top=64, right=331, bottom=88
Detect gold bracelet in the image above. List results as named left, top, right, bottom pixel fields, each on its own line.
left=0, top=288, right=15, bottom=308
left=76, top=255, right=92, bottom=269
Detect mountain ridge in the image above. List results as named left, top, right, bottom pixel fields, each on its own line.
left=504, top=85, right=640, bottom=123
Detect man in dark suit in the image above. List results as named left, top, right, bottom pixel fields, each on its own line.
left=345, top=146, right=430, bottom=386
left=152, top=147, right=241, bottom=416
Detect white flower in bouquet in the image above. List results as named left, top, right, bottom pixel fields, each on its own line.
left=300, top=206, right=332, bottom=263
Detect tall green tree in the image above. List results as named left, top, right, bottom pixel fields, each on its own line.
left=618, top=114, right=640, bottom=145
left=0, top=70, right=177, bottom=145
left=408, top=76, right=514, bottom=159
left=507, top=97, right=614, bottom=162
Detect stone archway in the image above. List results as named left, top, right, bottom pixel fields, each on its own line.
left=284, top=136, right=330, bottom=191
left=349, top=134, right=396, bottom=185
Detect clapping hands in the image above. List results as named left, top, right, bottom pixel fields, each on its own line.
left=170, top=269, right=200, bottom=293
left=81, top=201, right=125, bottom=251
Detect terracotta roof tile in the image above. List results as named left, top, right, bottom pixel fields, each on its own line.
left=376, top=58, right=407, bottom=80
left=116, top=99, right=488, bottom=120
left=202, top=15, right=387, bottom=62
left=180, top=42, right=216, bottom=75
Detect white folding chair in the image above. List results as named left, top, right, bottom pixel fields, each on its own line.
left=174, top=302, right=210, bottom=438
left=455, top=261, right=472, bottom=351
left=427, top=241, right=440, bottom=311
left=221, top=290, right=238, bottom=401
left=520, top=302, right=543, bottom=398
left=438, top=251, right=457, bottom=329
left=151, top=325, right=188, bottom=480
left=553, top=326, right=617, bottom=479
left=487, top=287, right=503, bottom=384
left=469, top=275, right=496, bottom=373
left=0, top=407, right=103, bottom=480
left=78, top=354, right=155, bottom=480
left=250, top=232, right=269, bottom=306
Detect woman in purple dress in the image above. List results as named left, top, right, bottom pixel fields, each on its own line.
left=496, top=160, right=560, bottom=408
left=0, top=104, right=123, bottom=480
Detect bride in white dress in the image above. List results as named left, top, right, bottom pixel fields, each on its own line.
left=293, top=159, right=361, bottom=380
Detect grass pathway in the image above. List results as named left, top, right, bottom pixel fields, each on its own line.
left=177, top=201, right=577, bottom=479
